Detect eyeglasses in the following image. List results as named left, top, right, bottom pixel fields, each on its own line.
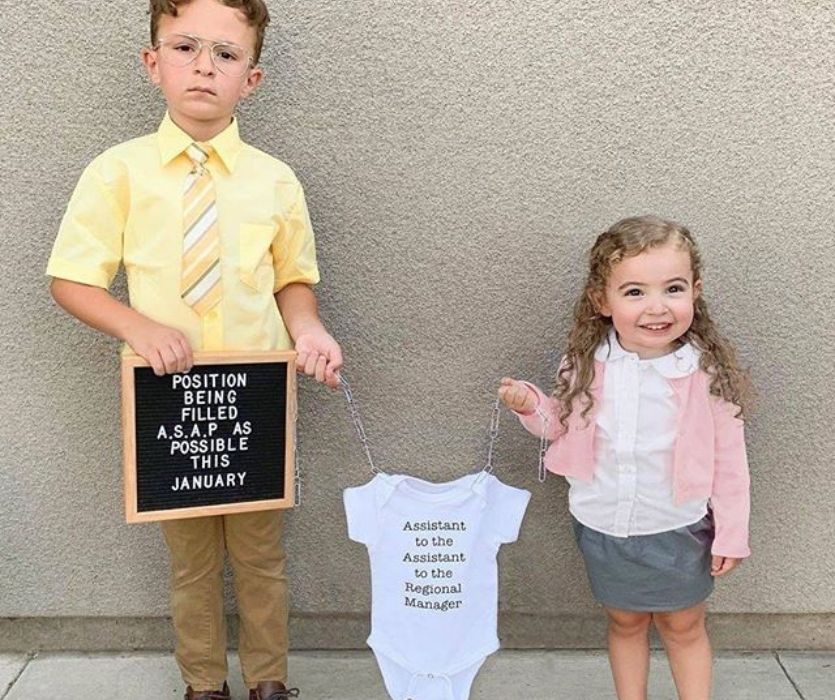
left=154, top=33, right=253, bottom=77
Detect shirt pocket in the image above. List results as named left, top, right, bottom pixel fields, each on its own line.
left=238, top=223, right=276, bottom=291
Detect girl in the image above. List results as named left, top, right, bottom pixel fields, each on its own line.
left=499, top=216, right=752, bottom=700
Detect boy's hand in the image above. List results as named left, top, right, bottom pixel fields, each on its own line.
left=49, top=279, right=194, bottom=377
left=295, top=329, right=343, bottom=389
left=124, top=316, right=194, bottom=377
left=498, top=377, right=537, bottom=414
left=711, top=555, right=741, bottom=577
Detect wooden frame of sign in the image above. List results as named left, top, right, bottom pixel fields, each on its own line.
left=121, top=351, right=297, bottom=523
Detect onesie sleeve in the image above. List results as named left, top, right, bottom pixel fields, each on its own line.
left=488, top=479, right=532, bottom=544
left=343, top=479, right=379, bottom=546
left=513, top=382, right=565, bottom=441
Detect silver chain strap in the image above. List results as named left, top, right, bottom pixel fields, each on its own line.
left=482, top=397, right=501, bottom=474
left=339, top=374, right=380, bottom=475
left=294, top=373, right=548, bottom=504
left=338, top=374, right=505, bottom=478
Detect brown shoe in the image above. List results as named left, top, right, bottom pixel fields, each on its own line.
left=184, top=681, right=231, bottom=700
left=249, top=680, right=300, bottom=699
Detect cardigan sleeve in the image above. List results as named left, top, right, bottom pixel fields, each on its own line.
left=512, top=382, right=566, bottom=441
left=709, top=397, right=752, bottom=558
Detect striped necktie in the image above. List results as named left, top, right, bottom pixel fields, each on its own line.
left=181, top=142, right=222, bottom=315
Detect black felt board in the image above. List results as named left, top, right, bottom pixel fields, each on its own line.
left=132, top=361, right=288, bottom=513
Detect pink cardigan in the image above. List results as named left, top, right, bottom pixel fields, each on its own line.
left=517, top=361, right=751, bottom=558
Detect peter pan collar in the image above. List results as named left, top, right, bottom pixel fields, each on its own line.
left=594, top=328, right=700, bottom=378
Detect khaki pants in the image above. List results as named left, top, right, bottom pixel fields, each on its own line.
left=161, top=510, right=288, bottom=690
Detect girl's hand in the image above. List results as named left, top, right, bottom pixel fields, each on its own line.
left=498, top=377, right=537, bottom=414
left=711, top=555, right=741, bottom=577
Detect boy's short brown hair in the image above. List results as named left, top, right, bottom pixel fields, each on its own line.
left=149, top=0, right=270, bottom=64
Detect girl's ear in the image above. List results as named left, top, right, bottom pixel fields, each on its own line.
left=693, top=278, right=703, bottom=300
left=589, top=289, right=611, bottom=317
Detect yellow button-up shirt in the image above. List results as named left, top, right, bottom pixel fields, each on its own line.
left=47, top=113, right=320, bottom=352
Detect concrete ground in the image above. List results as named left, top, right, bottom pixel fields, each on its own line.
left=0, top=650, right=832, bottom=699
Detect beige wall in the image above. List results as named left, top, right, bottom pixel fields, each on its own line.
left=1, top=1, right=833, bottom=649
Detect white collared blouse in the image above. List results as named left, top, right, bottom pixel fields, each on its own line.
left=567, top=329, right=709, bottom=538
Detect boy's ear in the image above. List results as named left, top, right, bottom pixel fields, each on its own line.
left=240, top=66, right=264, bottom=99
left=141, top=47, right=161, bottom=86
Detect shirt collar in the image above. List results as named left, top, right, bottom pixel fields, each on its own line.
left=157, top=111, right=243, bottom=173
left=594, top=327, right=700, bottom=378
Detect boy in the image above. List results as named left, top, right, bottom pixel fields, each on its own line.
left=46, top=1, right=341, bottom=698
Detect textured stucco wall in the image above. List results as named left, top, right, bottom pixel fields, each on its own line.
left=1, top=1, right=834, bottom=649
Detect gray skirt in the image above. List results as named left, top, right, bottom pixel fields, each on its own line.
left=572, top=513, right=715, bottom=612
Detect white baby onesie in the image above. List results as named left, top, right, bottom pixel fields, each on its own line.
left=344, top=472, right=530, bottom=700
